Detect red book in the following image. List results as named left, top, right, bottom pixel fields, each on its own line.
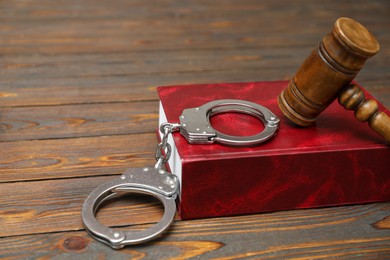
left=157, top=81, right=390, bottom=220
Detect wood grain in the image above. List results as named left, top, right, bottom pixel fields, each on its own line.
left=0, top=133, right=156, bottom=182
left=0, top=203, right=389, bottom=259
left=0, top=101, right=159, bottom=141
left=278, top=17, right=381, bottom=126
left=0, top=0, right=389, bottom=258
left=339, top=84, right=390, bottom=142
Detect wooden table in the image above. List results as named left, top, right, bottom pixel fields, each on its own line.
left=1, top=0, right=389, bottom=258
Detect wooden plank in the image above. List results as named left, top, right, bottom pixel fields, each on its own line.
left=1, top=67, right=389, bottom=108
left=0, top=202, right=389, bottom=258
left=0, top=70, right=283, bottom=107
left=0, top=101, right=159, bottom=142
left=0, top=23, right=388, bottom=57
left=0, top=47, right=306, bottom=81
left=0, top=133, right=156, bottom=183
left=0, top=175, right=164, bottom=237
left=2, top=14, right=387, bottom=50
left=1, top=0, right=388, bottom=21
left=2, top=47, right=389, bottom=85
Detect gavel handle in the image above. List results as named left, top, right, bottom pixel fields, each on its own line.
left=338, top=83, right=390, bottom=143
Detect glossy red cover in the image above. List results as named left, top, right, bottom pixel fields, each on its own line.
left=157, top=81, right=390, bottom=220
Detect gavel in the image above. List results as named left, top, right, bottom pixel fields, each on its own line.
left=278, top=17, right=390, bottom=143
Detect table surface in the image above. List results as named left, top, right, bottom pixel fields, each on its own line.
left=1, top=0, right=389, bottom=259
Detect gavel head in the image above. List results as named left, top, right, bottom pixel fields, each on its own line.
left=278, top=17, right=380, bottom=126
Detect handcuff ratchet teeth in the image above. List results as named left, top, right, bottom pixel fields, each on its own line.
left=82, top=99, right=279, bottom=249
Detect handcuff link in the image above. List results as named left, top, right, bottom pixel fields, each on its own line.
left=82, top=99, right=280, bottom=249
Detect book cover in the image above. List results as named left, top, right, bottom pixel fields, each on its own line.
left=157, top=81, right=390, bottom=220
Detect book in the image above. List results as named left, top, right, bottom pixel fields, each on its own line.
left=157, top=81, right=390, bottom=220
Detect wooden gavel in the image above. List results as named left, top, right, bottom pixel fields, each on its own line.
left=278, top=17, right=390, bottom=143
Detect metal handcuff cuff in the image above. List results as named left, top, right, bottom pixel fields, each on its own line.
left=82, top=99, right=280, bottom=249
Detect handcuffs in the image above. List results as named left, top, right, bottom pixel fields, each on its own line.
left=82, top=99, right=280, bottom=249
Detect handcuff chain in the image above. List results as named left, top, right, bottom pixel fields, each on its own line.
left=82, top=99, right=279, bottom=249
left=155, top=122, right=180, bottom=169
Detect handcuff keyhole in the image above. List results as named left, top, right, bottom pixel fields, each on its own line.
left=209, top=112, right=265, bottom=136
left=95, top=193, right=164, bottom=232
